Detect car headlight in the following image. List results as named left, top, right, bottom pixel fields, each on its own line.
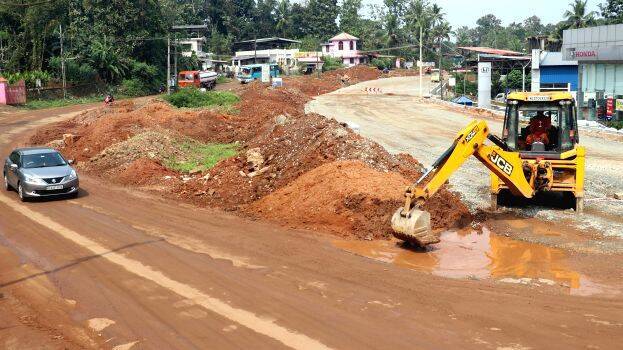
left=67, top=169, right=77, bottom=180
left=24, top=175, right=46, bottom=185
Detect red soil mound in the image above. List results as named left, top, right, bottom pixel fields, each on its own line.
left=27, top=65, right=473, bottom=240
left=245, top=161, right=471, bottom=240
left=116, top=158, right=177, bottom=186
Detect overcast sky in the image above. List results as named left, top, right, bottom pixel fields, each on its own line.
left=360, top=0, right=603, bottom=27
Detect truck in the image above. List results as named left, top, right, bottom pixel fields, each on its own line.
left=178, top=70, right=218, bottom=90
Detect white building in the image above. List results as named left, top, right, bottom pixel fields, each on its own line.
left=231, top=37, right=301, bottom=69
left=178, top=37, right=222, bottom=71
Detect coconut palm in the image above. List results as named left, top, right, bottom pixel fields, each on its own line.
left=275, top=0, right=291, bottom=37
left=564, top=0, right=597, bottom=29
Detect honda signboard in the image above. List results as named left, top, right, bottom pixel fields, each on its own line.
left=564, top=45, right=623, bottom=61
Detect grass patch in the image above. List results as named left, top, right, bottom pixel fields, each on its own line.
left=20, top=95, right=104, bottom=110
left=605, top=120, right=623, bottom=130
left=216, top=76, right=232, bottom=84
left=164, top=88, right=239, bottom=108
left=164, top=141, right=238, bottom=173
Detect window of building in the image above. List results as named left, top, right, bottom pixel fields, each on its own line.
left=350, top=58, right=354, bottom=64
left=616, top=64, right=623, bottom=95
left=338, top=41, right=343, bottom=50
left=595, top=64, right=606, bottom=91
left=349, top=41, right=354, bottom=50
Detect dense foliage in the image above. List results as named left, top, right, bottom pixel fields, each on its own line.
left=0, top=0, right=619, bottom=95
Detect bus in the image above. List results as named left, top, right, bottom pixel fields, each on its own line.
left=237, top=64, right=280, bottom=84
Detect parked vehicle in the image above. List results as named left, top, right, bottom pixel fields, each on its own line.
left=237, top=64, right=279, bottom=84
left=494, top=93, right=507, bottom=103
left=430, top=69, right=440, bottom=83
left=178, top=70, right=218, bottom=90
left=3, top=147, right=79, bottom=201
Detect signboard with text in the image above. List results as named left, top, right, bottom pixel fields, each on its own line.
left=563, top=45, right=623, bottom=61
left=616, top=99, right=623, bottom=112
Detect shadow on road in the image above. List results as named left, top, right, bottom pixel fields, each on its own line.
left=0, top=238, right=165, bottom=289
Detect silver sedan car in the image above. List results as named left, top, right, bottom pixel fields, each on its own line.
left=3, top=147, right=79, bottom=201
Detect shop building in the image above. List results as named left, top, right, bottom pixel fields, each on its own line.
left=562, top=24, right=623, bottom=119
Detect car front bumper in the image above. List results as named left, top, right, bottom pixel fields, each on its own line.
left=22, top=178, right=79, bottom=197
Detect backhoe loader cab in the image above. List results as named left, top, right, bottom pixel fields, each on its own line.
left=491, top=92, right=585, bottom=211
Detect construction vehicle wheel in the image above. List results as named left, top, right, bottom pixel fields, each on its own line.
left=490, top=194, right=498, bottom=211
left=575, top=196, right=584, bottom=213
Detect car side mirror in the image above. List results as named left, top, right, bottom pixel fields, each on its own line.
left=67, top=159, right=74, bottom=165
left=10, top=163, right=18, bottom=169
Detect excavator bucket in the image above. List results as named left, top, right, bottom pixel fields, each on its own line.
left=390, top=207, right=439, bottom=246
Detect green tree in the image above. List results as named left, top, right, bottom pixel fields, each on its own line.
left=474, top=14, right=503, bottom=47
left=339, top=0, right=363, bottom=35
left=87, top=38, right=128, bottom=83
left=523, top=15, right=544, bottom=36
left=275, top=0, right=292, bottom=37
left=564, top=0, right=597, bottom=28
left=599, top=0, right=623, bottom=24
left=454, top=26, right=472, bottom=46
left=306, top=0, right=339, bottom=40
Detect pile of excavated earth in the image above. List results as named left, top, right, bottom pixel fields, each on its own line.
left=29, top=66, right=472, bottom=240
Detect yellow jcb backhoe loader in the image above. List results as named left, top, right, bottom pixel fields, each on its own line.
left=391, top=92, right=585, bottom=246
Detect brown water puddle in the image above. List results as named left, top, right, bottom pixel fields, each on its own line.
left=334, top=227, right=617, bottom=296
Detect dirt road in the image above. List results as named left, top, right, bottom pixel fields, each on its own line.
left=1, top=101, right=622, bottom=349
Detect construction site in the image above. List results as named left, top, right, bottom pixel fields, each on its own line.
left=0, top=64, right=621, bottom=349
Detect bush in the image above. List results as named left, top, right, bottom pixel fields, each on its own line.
left=216, top=75, right=231, bottom=84
left=49, top=57, right=97, bottom=83
left=504, top=69, right=530, bottom=90
left=164, top=88, right=239, bottom=108
left=371, top=58, right=393, bottom=70
left=454, top=73, right=477, bottom=96
left=606, top=121, right=623, bottom=130
left=2, top=70, right=52, bottom=88
left=127, top=60, right=161, bottom=92
left=120, top=78, right=148, bottom=97
left=321, top=56, right=344, bottom=72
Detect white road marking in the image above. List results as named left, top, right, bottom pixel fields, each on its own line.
left=87, top=318, right=116, bottom=332
left=112, top=341, right=140, bottom=350
left=0, top=195, right=332, bottom=350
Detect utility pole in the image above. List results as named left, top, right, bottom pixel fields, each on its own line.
left=438, top=36, right=443, bottom=100
left=419, top=25, right=423, bottom=98
left=173, top=35, right=178, bottom=89
left=59, top=24, right=66, bottom=99
left=167, top=34, right=171, bottom=95
left=521, top=59, right=531, bottom=92
left=254, top=33, right=257, bottom=64
left=316, top=45, right=321, bottom=78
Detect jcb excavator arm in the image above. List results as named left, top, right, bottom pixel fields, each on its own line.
left=391, top=119, right=534, bottom=246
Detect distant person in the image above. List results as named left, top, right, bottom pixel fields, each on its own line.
left=104, top=93, right=115, bottom=106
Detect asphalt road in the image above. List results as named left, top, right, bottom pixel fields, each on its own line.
left=0, top=98, right=622, bottom=350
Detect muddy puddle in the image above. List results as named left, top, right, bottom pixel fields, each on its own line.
left=334, top=227, right=618, bottom=296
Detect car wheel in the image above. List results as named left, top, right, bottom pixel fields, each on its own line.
left=3, top=173, right=10, bottom=191
left=17, top=182, right=26, bottom=202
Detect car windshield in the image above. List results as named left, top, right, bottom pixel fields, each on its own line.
left=21, top=152, right=66, bottom=168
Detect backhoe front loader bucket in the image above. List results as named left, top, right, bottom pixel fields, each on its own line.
left=390, top=207, right=438, bottom=246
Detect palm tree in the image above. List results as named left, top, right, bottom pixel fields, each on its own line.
left=564, top=0, right=597, bottom=29
left=275, top=0, right=291, bottom=37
